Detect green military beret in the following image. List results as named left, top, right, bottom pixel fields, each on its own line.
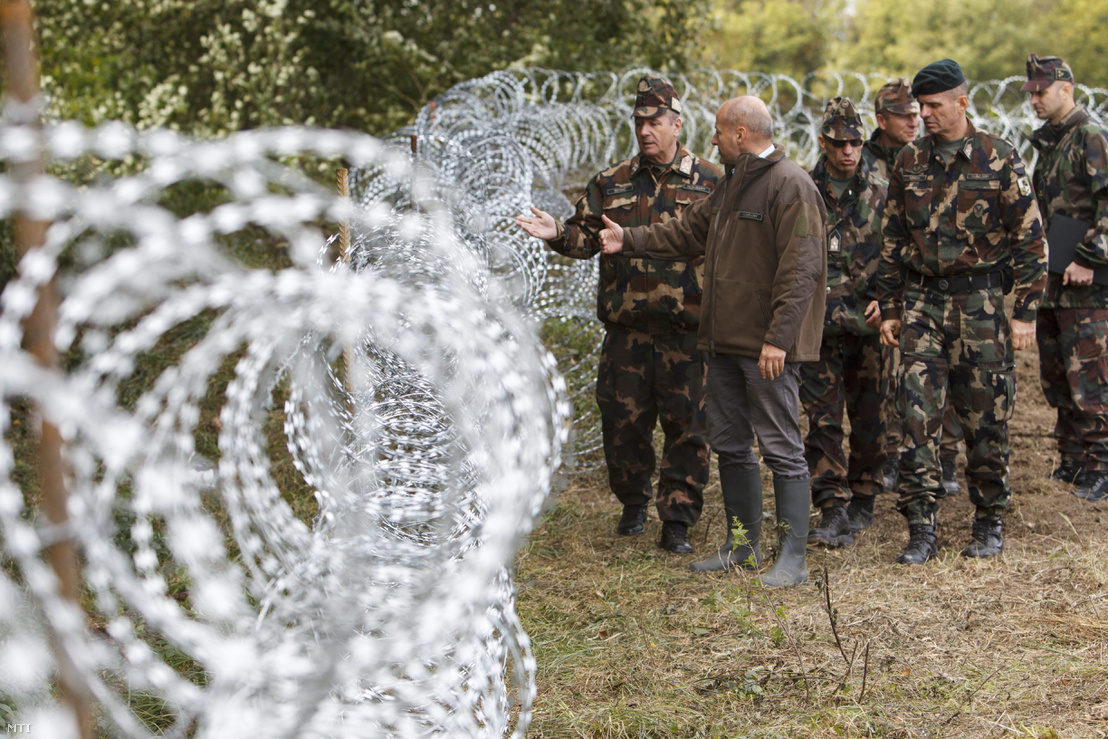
left=911, top=59, right=966, bottom=97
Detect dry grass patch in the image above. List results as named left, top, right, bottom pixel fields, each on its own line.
left=516, top=350, right=1108, bottom=738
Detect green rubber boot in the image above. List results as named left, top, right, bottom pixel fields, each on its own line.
left=690, top=466, right=763, bottom=572
left=760, top=476, right=810, bottom=587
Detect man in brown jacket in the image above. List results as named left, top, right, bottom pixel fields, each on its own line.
left=599, top=96, right=827, bottom=587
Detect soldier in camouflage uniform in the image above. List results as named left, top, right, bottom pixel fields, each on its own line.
left=864, top=78, right=920, bottom=181
left=864, top=80, right=965, bottom=498
left=516, top=75, right=722, bottom=552
left=1024, top=54, right=1108, bottom=501
left=878, top=59, right=1047, bottom=564
left=802, top=97, right=888, bottom=546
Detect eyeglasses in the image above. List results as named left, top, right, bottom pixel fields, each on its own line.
left=828, top=139, right=862, bottom=149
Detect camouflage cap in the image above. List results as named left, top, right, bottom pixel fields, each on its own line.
left=821, top=96, right=864, bottom=141
left=1021, top=53, right=1074, bottom=92
left=633, top=75, right=683, bottom=119
left=874, top=78, right=920, bottom=116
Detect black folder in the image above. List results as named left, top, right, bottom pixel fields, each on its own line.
left=1047, top=213, right=1108, bottom=286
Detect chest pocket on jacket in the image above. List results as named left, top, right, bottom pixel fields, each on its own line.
left=674, top=183, right=711, bottom=213
left=602, top=183, right=637, bottom=214
left=956, top=177, right=1001, bottom=236
left=903, top=178, right=932, bottom=230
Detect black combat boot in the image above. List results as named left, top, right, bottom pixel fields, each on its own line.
left=961, top=513, right=1003, bottom=557
left=760, top=476, right=810, bottom=587
left=1050, top=457, right=1084, bottom=485
left=658, top=521, right=693, bottom=553
left=940, top=455, right=960, bottom=497
left=617, top=504, right=647, bottom=536
left=897, top=523, right=938, bottom=565
left=691, top=467, right=762, bottom=572
left=808, top=502, right=854, bottom=548
left=1074, top=470, right=1108, bottom=502
left=846, top=495, right=875, bottom=533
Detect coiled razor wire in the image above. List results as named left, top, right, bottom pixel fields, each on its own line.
left=1, top=67, right=1106, bottom=738
left=0, top=121, right=568, bottom=737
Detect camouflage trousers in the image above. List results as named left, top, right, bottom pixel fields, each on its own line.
left=1037, top=307, right=1108, bottom=471
left=896, top=287, right=1015, bottom=525
left=596, top=327, right=708, bottom=525
left=800, top=331, right=886, bottom=507
left=884, top=345, right=964, bottom=465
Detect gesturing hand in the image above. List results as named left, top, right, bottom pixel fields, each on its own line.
left=515, top=206, right=558, bottom=240
left=599, top=214, right=624, bottom=254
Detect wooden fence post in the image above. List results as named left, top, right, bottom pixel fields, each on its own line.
left=0, top=2, right=93, bottom=737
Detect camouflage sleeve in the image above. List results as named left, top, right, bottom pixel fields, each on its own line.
left=1074, top=127, right=1108, bottom=269
left=1002, top=148, right=1047, bottom=322
left=859, top=182, right=887, bottom=304
left=546, top=174, right=603, bottom=259
left=878, top=161, right=908, bottom=321
left=624, top=195, right=711, bottom=258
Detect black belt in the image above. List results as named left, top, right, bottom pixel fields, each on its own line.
left=908, top=271, right=1005, bottom=292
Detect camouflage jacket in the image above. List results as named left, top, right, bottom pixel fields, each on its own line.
left=878, top=119, right=1047, bottom=322
left=862, top=131, right=901, bottom=182
left=547, top=144, right=722, bottom=333
left=1030, top=104, right=1108, bottom=309
left=810, top=155, right=888, bottom=336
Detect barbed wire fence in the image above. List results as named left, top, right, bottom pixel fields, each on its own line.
left=1, top=49, right=1106, bottom=739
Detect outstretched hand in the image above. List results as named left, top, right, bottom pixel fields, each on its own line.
left=599, top=214, right=624, bottom=254
left=515, top=206, right=558, bottom=240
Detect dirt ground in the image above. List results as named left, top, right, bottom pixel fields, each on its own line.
left=515, top=344, right=1108, bottom=738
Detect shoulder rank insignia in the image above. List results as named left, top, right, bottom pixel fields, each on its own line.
left=828, top=230, right=841, bottom=253
left=1018, top=176, right=1032, bottom=197
left=679, top=156, right=693, bottom=176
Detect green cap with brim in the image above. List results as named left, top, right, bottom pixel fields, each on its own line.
left=1021, top=54, right=1074, bottom=92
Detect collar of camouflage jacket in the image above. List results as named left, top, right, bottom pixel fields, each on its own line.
left=1031, top=104, right=1091, bottom=150
left=920, top=117, right=981, bottom=163
left=630, top=144, right=695, bottom=178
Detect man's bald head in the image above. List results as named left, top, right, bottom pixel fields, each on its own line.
left=712, top=96, right=774, bottom=166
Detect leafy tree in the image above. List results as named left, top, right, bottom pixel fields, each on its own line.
left=838, top=0, right=1108, bottom=88
left=31, top=0, right=711, bottom=137
left=697, top=0, right=846, bottom=79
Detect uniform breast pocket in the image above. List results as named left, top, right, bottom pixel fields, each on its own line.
left=903, top=184, right=931, bottom=230
left=602, top=193, right=638, bottom=217
left=956, top=180, right=1001, bottom=236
